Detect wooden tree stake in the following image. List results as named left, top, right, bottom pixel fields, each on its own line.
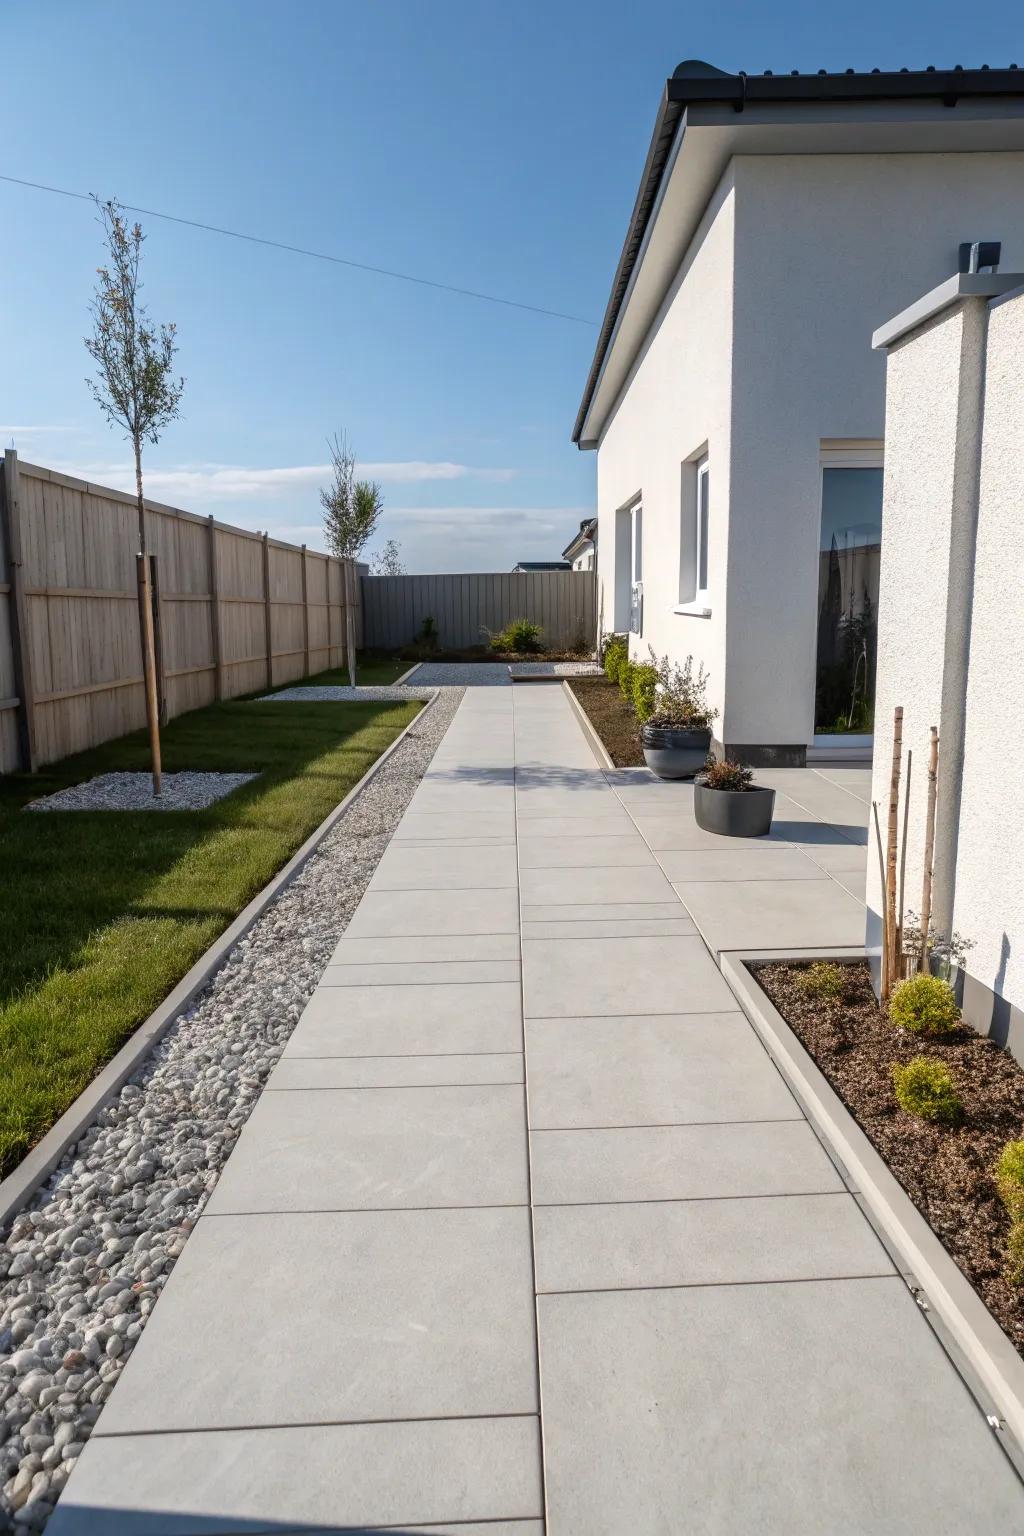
left=885, top=707, right=904, bottom=991
left=898, top=748, right=912, bottom=981
left=873, top=801, right=890, bottom=1003
left=920, top=726, right=940, bottom=975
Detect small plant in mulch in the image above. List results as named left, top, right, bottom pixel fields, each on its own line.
left=892, top=1057, right=963, bottom=1125
left=489, top=618, right=543, bottom=654
left=797, top=961, right=851, bottom=1006
left=694, top=759, right=754, bottom=792
left=889, top=973, right=962, bottom=1036
left=995, top=1142, right=1024, bottom=1287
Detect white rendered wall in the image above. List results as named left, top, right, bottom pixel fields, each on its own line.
left=951, top=290, right=1024, bottom=1009
left=594, top=148, right=1024, bottom=749
left=594, top=167, right=736, bottom=723
left=869, top=286, right=1024, bottom=1019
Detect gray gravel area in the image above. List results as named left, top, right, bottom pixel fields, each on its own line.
left=507, top=661, right=602, bottom=677
left=0, top=689, right=462, bottom=1531
left=408, top=661, right=600, bottom=687
left=259, top=685, right=436, bottom=702
left=25, top=773, right=259, bottom=815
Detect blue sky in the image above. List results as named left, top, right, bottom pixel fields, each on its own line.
left=3, top=1, right=1021, bottom=570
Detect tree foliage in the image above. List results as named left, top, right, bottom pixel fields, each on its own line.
left=84, top=197, right=183, bottom=549
left=319, top=433, right=384, bottom=558
left=369, top=537, right=405, bottom=575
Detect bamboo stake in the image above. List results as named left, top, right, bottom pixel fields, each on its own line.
left=885, top=707, right=904, bottom=993
left=920, top=726, right=940, bottom=975
left=873, top=800, right=890, bottom=1003
left=897, top=748, right=912, bottom=981
left=136, top=553, right=162, bottom=797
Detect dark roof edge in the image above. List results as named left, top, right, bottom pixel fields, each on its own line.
left=571, top=63, right=1024, bottom=446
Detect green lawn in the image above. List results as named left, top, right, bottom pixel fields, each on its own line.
left=281, top=656, right=410, bottom=688
left=0, top=694, right=420, bottom=1176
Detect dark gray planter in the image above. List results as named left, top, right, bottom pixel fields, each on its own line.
left=694, top=782, right=776, bottom=837
left=640, top=724, right=712, bottom=781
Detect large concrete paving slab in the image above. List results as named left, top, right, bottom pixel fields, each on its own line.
left=205, top=1083, right=529, bottom=1212
left=531, top=1120, right=835, bottom=1205
left=519, top=864, right=677, bottom=906
left=327, top=932, right=521, bottom=964
left=537, top=1278, right=1024, bottom=1534
left=269, top=1051, right=524, bottom=1090
left=49, top=1416, right=543, bottom=1534
left=534, top=1192, right=892, bottom=1291
left=319, top=958, right=521, bottom=986
left=344, top=885, right=520, bottom=937
left=97, top=1207, right=538, bottom=1434
left=282, top=980, right=523, bottom=1056
left=654, top=847, right=828, bottom=882
left=522, top=933, right=736, bottom=1018
left=517, top=834, right=657, bottom=868
left=525, top=1013, right=798, bottom=1127
left=370, top=842, right=520, bottom=889
left=672, top=875, right=866, bottom=954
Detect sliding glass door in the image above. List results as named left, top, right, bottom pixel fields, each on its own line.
left=814, top=464, right=883, bottom=735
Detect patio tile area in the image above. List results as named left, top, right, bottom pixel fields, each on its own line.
left=54, top=683, right=1024, bottom=1534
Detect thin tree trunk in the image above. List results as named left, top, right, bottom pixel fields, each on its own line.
left=873, top=801, right=890, bottom=1004
left=920, top=727, right=940, bottom=975
left=134, top=436, right=162, bottom=795
left=885, top=707, right=903, bottom=991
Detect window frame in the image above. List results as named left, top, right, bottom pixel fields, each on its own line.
left=695, top=456, right=710, bottom=606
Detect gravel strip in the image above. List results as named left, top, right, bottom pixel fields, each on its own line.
left=0, top=689, right=463, bottom=1531
left=258, top=686, right=436, bottom=702
left=25, top=772, right=259, bottom=815
left=507, top=661, right=602, bottom=677
left=404, top=662, right=512, bottom=686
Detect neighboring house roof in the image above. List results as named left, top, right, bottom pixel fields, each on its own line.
left=573, top=60, right=1024, bottom=447
left=512, top=560, right=571, bottom=572
left=562, top=518, right=598, bottom=562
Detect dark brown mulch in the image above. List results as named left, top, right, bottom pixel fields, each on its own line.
left=369, top=645, right=592, bottom=665
left=567, top=677, right=644, bottom=767
left=756, top=960, right=1024, bottom=1358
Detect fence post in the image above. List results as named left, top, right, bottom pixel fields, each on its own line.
left=326, top=558, right=335, bottom=665
left=208, top=515, right=224, bottom=701
left=262, top=532, right=273, bottom=690
left=149, top=551, right=169, bottom=726
left=0, top=451, right=38, bottom=770
left=301, top=544, right=310, bottom=677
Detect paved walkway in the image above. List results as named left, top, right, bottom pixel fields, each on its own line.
left=54, top=686, right=1024, bottom=1532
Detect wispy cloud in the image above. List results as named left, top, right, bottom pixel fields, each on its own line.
left=1, top=424, right=84, bottom=436
left=51, top=458, right=516, bottom=502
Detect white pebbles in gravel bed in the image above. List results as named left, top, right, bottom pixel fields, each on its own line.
left=0, top=688, right=462, bottom=1531
left=258, top=685, right=436, bottom=702
left=26, top=772, right=259, bottom=814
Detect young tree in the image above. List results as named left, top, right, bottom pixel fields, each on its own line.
left=319, top=432, right=383, bottom=558
left=85, top=197, right=183, bottom=795
left=369, top=537, right=405, bottom=575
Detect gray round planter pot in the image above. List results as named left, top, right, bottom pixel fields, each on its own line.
left=640, top=725, right=711, bottom=780
left=694, top=782, right=776, bottom=837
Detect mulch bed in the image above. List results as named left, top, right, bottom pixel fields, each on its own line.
left=567, top=677, right=645, bottom=767
left=755, top=960, right=1024, bottom=1358
left=368, top=645, right=590, bottom=665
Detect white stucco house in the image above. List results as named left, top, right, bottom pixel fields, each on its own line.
left=574, top=60, right=1024, bottom=764
left=562, top=518, right=598, bottom=572
left=869, top=273, right=1024, bottom=1057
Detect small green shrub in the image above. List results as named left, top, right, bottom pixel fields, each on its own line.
left=491, top=618, right=542, bottom=654
left=1006, top=1222, right=1024, bottom=1287
left=889, top=973, right=961, bottom=1035
left=619, top=658, right=636, bottom=701
left=630, top=662, right=659, bottom=723
left=695, top=758, right=754, bottom=792
left=603, top=636, right=628, bottom=685
left=797, top=961, right=849, bottom=1004
left=995, top=1140, right=1024, bottom=1222
left=892, top=1057, right=963, bottom=1125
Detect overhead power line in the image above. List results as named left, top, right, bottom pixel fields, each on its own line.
left=0, top=172, right=597, bottom=326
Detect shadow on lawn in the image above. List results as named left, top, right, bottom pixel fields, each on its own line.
left=0, top=698, right=412, bottom=1011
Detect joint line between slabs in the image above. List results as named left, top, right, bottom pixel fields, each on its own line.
left=93, top=1408, right=542, bottom=1441
left=201, top=1201, right=530, bottom=1217
left=529, top=1115, right=804, bottom=1132
left=537, top=1272, right=899, bottom=1298
left=531, top=1189, right=852, bottom=1209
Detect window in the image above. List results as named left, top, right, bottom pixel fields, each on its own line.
left=813, top=455, right=883, bottom=735
left=631, top=504, right=643, bottom=584
left=696, top=458, right=710, bottom=602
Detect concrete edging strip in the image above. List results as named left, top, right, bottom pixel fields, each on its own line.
left=0, top=689, right=441, bottom=1230
left=723, top=947, right=1024, bottom=1454
left=394, top=662, right=422, bottom=684
left=561, top=679, right=614, bottom=770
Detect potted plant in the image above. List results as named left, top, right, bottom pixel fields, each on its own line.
left=640, top=653, right=718, bottom=780
left=693, top=758, right=776, bottom=837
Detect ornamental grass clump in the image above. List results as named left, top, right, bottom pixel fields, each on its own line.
left=892, top=1057, right=963, bottom=1125
left=491, top=618, right=542, bottom=654
left=888, top=973, right=961, bottom=1036
left=797, top=961, right=850, bottom=1005
left=695, top=759, right=753, bottom=792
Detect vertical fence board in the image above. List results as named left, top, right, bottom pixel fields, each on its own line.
left=359, top=570, right=596, bottom=652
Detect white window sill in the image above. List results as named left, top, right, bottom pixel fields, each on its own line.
left=673, top=602, right=712, bottom=619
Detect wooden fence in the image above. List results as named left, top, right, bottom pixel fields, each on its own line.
left=0, top=453, right=362, bottom=772
left=362, top=570, right=597, bottom=652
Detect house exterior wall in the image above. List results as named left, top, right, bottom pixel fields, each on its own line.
left=595, top=168, right=736, bottom=723
left=869, top=285, right=1024, bottom=1051
left=594, top=149, right=1024, bottom=755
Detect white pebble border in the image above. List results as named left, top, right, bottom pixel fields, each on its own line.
left=25, top=772, right=259, bottom=815
left=0, top=689, right=463, bottom=1531
left=507, top=661, right=602, bottom=677
left=258, top=685, right=436, bottom=703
